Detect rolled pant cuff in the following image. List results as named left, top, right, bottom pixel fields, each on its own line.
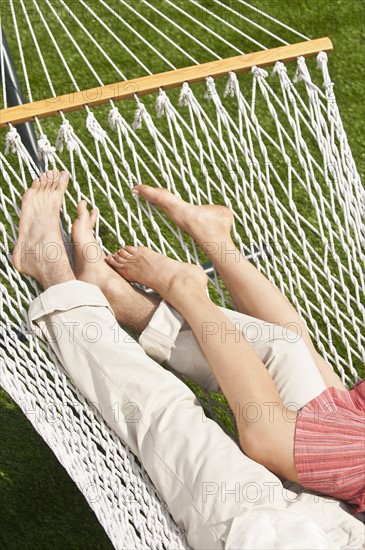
left=138, top=300, right=185, bottom=363
left=28, top=280, right=114, bottom=330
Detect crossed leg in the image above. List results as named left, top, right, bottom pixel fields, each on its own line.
left=127, top=185, right=346, bottom=393
left=69, top=185, right=343, bottom=394
left=106, top=242, right=300, bottom=482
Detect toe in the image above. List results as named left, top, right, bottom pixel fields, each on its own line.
left=117, top=247, right=135, bottom=260
left=39, top=172, right=47, bottom=187
left=76, top=200, right=89, bottom=220
left=50, top=169, right=60, bottom=188
left=123, top=245, right=138, bottom=256
left=58, top=170, right=70, bottom=190
left=89, top=207, right=98, bottom=227
left=132, top=184, right=156, bottom=200
left=132, top=185, right=180, bottom=211
left=31, top=177, right=41, bottom=190
left=112, top=253, right=126, bottom=264
left=45, top=169, right=57, bottom=188
left=105, top=254, right=117, bottom=264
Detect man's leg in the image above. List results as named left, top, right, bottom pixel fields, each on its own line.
left=70, top=199, right=161, bottom=334
left=14, top=170, right=332, bottom=550
left=12, top=169, right=75, bottom=288
left=128, top=185, right=346, bottom=392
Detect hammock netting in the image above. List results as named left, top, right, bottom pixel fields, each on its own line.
left=1, top=1, right=364, bottom=548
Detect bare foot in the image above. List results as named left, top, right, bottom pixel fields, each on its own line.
left=71, top=200, right=134, bottom=293
left=132, top=184, right=233, bottom=246
left=71, top=202, right=160, bottom=332
left=105, top=245, right=208, bottom=306
left=12, top=170, right=75, bottom=289
left=71, top=200, right=105, bottom=284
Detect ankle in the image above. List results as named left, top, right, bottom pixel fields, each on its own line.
left=165, top=278, right=207, bottom=311
left=200, top=236, right=236, bottom=258
left=102, top=281, right=161, bottom=334
left=39, top=263, right=76, bottom=289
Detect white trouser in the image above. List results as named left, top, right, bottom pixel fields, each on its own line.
left=28, top=281, right=347, bottom=550
left=139, top=300, right=327, bottom=409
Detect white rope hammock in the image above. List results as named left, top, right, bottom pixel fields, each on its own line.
left=1, top=1, right=364, bottom=547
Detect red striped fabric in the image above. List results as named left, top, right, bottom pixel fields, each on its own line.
left=294, top=379, right=365, bottom=513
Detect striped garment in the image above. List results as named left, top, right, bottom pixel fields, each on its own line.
left=294, top=379, right=365, bottom=514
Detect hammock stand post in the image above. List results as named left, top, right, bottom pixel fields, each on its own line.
left=1, top=26, right=44, bottom=170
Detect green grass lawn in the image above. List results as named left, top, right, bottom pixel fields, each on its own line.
left=1, top=0, right=364, bottom=548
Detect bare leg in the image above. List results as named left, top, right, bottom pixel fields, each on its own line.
left=71, top=200, right=161, bottom=334
left=12, top=169, right=160, bottom=332
left=131, top=185, right=345, bottom=391
left=106, top=245, right=300, bottom=483
left=12, top=170, right=75, bottom=289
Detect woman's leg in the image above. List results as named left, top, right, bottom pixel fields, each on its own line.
left=139, top=300, right=327, bottom=409
left=131, top=185, right=346, bottom=392
left=106, top=246, right=300, bottom=483
left=69, top=200, right=326, bottom=406
left=68, top=193, right=329, bottom=415
left=71, top=210, right=319, bottom=407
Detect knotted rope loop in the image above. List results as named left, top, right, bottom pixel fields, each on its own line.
left=224, top=71, right=238, bottom=98
left=178, top=82, right=191, bottom=107
left=86, top=112, right=107, bottom=141
left=251, top=65, right=269, bottom=79
left=156, top=89, right=169, bottom=117
left=55, top=119, right=80, bottom=152
left=5, top=127, right=22, bottom=155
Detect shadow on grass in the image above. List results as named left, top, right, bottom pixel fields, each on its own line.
left=0, top=388, right=112, bottom=550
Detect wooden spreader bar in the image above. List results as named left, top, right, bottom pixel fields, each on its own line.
left=0, top=37, right=332, bottom=127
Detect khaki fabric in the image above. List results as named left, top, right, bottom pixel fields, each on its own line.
left=139, top=300, right=327, bottom=409
left=28, top=281, right=347, bottom=549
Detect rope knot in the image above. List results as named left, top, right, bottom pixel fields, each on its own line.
left=55, top=120, right=79, bottom=153
left=224, top=72, right=238, bottom=98
left=204, top=76, right=216, bottom=101
left=38, top=134, right=56, bottom=161
left=316, top=51, right=334, bottom=95
left=293, top=56, right=317, bottom=91
left=86, top=112, right=107, bottom=141
left=271, top=61, right=287, bottom=77
left=156, top=89, right=169, bottom=117
left=316, top=51, right=328, bottom=70
left=323, top=80, right=335, bottom=91
left=4, top=127, right=21, bottom=155
left=251, top=66, right=268, bottom=79
left=108, top=107, right=121, bottom=131
left=132, top=101, right=146, bottom=130
left=293, top=56, right=306, bottom=83
left=178, top=82, right=191, bottom=107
